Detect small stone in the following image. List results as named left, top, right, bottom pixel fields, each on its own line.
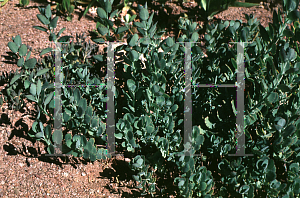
left=81, top=172, right=86, bottom=176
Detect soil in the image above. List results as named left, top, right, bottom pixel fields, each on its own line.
left=0, top=0, right=297, bottom=197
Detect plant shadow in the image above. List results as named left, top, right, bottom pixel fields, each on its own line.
left=1, top=114, right=92, bottom=169
left=98, top=157, right=146, bottom=197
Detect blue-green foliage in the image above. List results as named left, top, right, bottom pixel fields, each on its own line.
left=1, top=0, right=300, bottom=197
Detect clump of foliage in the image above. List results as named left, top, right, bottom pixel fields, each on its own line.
left=1, top=0, right=300, bottom=197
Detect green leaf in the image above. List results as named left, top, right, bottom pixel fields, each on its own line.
left=224, top=21, right=229, bottom=27
left=65, top=138, right=72, bottom=148
left=49, top=33, right=56, bottom=42
left=134, top=22, right=146, bottom=29
left=115, top=133, right=123, bottom=139
left=24, top=58, right=37, bottom=69
left=78, top=98, right=87, bottom=112
left=13, top=35, right=21, bottom=47
left=132, top=162, right=141, bottom=168
left=97, top=7, right=107, bottom=18
left=275, top=118, right=286, bottom=131
left=171, top=104, right=178, bottom=112
left=166, top=37, right=173, bottom=47
left=90, top=153, right=96, bottom=161
left=18, top=44, right=27, bottom=57
left=266, top=171, right=276, bottom=182
left=267, top=92, right=279, bottom=103
left=129, top=50, right=139, bottom=61
left=26, top=51, right=31, bottom=61
left=8, top=42, right=18, bottom=53
left=37, top=79, right=41, bottom=96
left=116, top=26, right=128, bottom=34
left=81, top=1, right=94, bottom=19
left=289, top=163, right=299, bottom=173
left=24, top=80, right=30, bottom=89
left=49, top=16, right=59, bottom=29
left=30, top=83, right=36, bottom=96
left=97, top=27, right=109, bottom=35
left=239, top=185, right=250, bottom=194
left=178, top=180, right=185, bottom=187
left=127, top=130, right=134, bottom=140
left=283, top=125, right=296, bottom=137
left=286, top=0, right=297, bottom=11
left=127, top=79, right=136, bottom=92
left=36, top=68, right=49, bottom=77
left=25, top=95, right=37, bottom=102
left=35, top=132, right=44, bottom=139
left=277, top=118, right=286, bottom=127
left=259, top=24, right=270, bottom=42
left=129, top=34, right=139, bottom=47
left=205, top=117, right=214, bottom=129
left=58, top=36, right=72, bottom=42
left=152, top=85, right=160, bottom=93
left=49, top=98, right=54, bottom=109
left=57, top=27, right=66, bottom=37
left=74, top=88, right=81, bottom=104
left=139, top=8, right=149, bottom=21
left=132, top=175, right=140, bottom=181
left=241, top=27, right=249, bottom=42
left=47, top=144, right=55, bottom=154
left=147, top=11, right=154, bottom=27
left=52, top=130, right=63, bottom=144
left=195, top=135, right=204, bottom=145
left=45, top=125, right=51, bottom=140
left=191, top=32, right=199, bottom=42
left=146, top=125, right=154, bottom=134
left=287, top=10, right=300, bottom=21
left=63, top=111, right=70, bottom=122
left=45, top=4, right=52, bottom=19
left=205, top=34, right=211, bottom=41
left=33, top=26, right=48, bottom=32
left=200, top=0, right=207, bottom=11
left=137, top=158, right=143, bottom=165
left=104, top=0, right=112, bottom=13
left=287, top=48, right=297, bottom=61
left=85, top=106, right=93, bottom=117
left=110, top=9, right=119, bottom=19
left=233, top=21, right=240, bottom=30
left=37, top=14, right=50, bottom=25
left=93, top=55, right=103, bottom=61
left=129, top=14, right=137, bottom=22
left=69, top=5, right=75, bottom=14
left=156, top=96, right=165, bottom=106
left=84, top=114, right=92, bottom=125
left=40, top=47, right=53, bottom=56
left=83, top=149, right=90, bottom=159
left=200, top=182, right=207, bottom=191
left=10, top=74, right=21, bottom=85
left=228, top=26, right=235, bottom=36
left=231, top=58, right=237, bottom=69
left=44, top=92, right=54, bottom=106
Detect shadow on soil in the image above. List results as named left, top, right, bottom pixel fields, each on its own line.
left=98, top=158, right=144, bottom=197
left=1, top=113, right=146, bottom=196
